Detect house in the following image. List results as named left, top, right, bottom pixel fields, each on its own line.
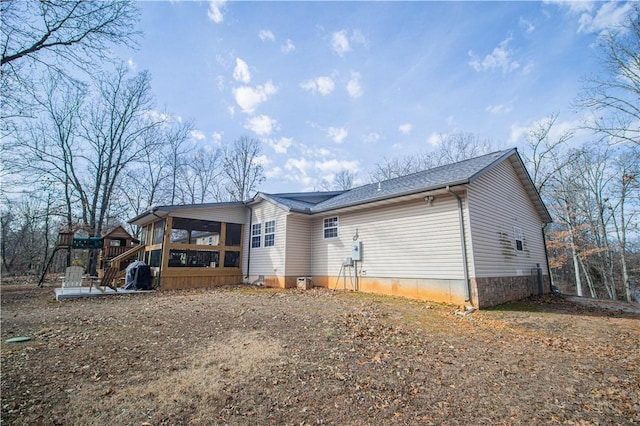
left=127, top=148, right=552, bottom=308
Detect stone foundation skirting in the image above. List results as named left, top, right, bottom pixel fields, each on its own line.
left=471, top=274, right=550, bottom=308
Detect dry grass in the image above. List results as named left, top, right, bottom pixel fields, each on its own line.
left=2, top=279, right=639, bottom=425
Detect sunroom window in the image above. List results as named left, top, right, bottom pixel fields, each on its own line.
left=170, top=218, right=221, bottom=246
left=225, top=223, right=242, bottom=246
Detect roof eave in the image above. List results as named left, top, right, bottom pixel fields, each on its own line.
left=128, top=201, right=246, bottom=226
left=310, top=180, right=470, bottom=214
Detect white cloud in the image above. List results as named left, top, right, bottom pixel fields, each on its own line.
left=519, top=17, right=535, bottom=34
left=332, top=30, right=351, bottom=56
left=190, top=130, right=206, bottom=141
left=543, top=0, right=594, bottom=14
left=245, top=114, right=278, bottom=136
left=314, top=158, right=359, bottom=173
left=259, top=29, right=275, bottom=41
left=468, top=37, right=520, bottom=73
left=509, top=115, right=585, bottom=145
left=350, top=29, right=368, bottom=46
left=265, top=166, right=282, bottom=179
left=146, top=110, right=171, bottom=123
left=427, top=132, right=443, bottom=147
left=211, top=132, right=223, bottom=144
left=215, top=75, right=225, bottom=91
left=363, top=132, right=381, bottom=144
left=127, top=58, right=137, bottom=72
left=279, top=155, right=361, bottom=191
left=285, top=157, right=313, bottom=175
left=346, top=71, right=363, bottom=98
left=215, top=53, right=230, bottom=68
left=300, top=76, right=335, bottom=96
left=331, top=29, right=368, bottom=56
left=316, top=147, right=331, bottom=157
left=254, top=154, right=270, bottom=167
left=398, top=123, right=412, bottom=135
left=266, top=137, right=294, bottom=154
left=207, top=0, right=226, bottom=23
left=486, top=104, right=513, bottom=115
left=233, top=58, right=251, bottom=83
left=577, top=1, right=634, bottom=35
left=232, top=81, right=277, bottom=114
left=281, top=39, right=296, bottom=54
left=300, top=145, right=331, bottom=158
left=327, top=127, right=348, bottom=144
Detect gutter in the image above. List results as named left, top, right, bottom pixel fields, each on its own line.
left=447, top=186, right=471, bottom=303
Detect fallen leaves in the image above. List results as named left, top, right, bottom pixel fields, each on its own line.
left=1, top=283, right=639, bottom=425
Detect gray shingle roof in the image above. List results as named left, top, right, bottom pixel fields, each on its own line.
left=129, top=148, right=552, bottom=225
left=262, top=148, right=518, bottom=214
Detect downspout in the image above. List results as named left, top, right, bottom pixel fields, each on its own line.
left=542, top=224, right=553, bottom=293
left=447, top=186, right=471, bottom=303
left=150, top=208, right=163, bottom=286
left=245, top=204, right=253, bottom=283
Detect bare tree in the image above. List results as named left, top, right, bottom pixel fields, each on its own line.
left=223, top=136, right=265, bottom=201
left=576, top=3, right=640, bottom=146
left=368, top=154, right=435, bottom=182
left=605, top=147, right=639, bottom=302
left=368, top=132, right=491, bottom=183
left=522, top=113, right=575, bottom=194
left=165, top=120, right=196, bottom=205
left=318, top=170, right=357, bottom=191
left=435, top=132, right=493, bottom=164
left=574, top=146, right=618, bottom=299
left=15, top=65, right=162, bottom=274
left=16, top=72, right=87, bottom=237
left=1, top=0, right=140, bottom=120
left=0, top=192, right=63, bottom=276
left=79, top=66, right=162, bottom=241
left=177, top=147, right=224, bottom=204
left=333, top=170, right=356, bottom=190
left=119, top=118, right=195, bottom=216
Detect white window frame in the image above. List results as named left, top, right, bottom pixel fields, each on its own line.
left=251, top=223, right=261, bottom=248
left=323, top=216, right=339, bottom=239
left=264, top=220, right=276, bottom=247
left=514, top=227, right=523, bottom=252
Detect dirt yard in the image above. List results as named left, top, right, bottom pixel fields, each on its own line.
left=2, top=278, right=639, bottom=425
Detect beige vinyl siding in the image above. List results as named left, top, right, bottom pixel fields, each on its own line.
left=248, top=200, right=287, bottom=276
left=467, top=160, right=547, bottom=278
left=284, top=214, right=312, bottom=277
left=311, top=197, right=465, bottom=280
left=167, top=205, right=248, bottom=224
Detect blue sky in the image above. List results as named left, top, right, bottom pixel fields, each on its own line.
left=118, top=1, right=635, bottom=193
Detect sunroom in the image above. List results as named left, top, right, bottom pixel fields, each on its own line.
left=127, top=203, right=248, bottom=290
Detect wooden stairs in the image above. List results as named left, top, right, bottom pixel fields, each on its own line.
left=97, top=245, right=145, bottom=290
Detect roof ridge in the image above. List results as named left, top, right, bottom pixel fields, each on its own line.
left=350, top=148, right=513, bottom=191
left=310, top=148, right=516, bottom=213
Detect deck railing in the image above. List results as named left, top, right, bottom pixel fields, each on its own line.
left=103, top=245, right=130, bottom=259
left=109, top=245, right=145, bottom=272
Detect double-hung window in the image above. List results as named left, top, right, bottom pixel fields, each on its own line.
left=323, top=217, right=338, bottom=239
left=251, top=223, right=261, bottom=248
left=514, top=227, right=523, bottom=252
left=264, top=220, right=276, bottom=247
